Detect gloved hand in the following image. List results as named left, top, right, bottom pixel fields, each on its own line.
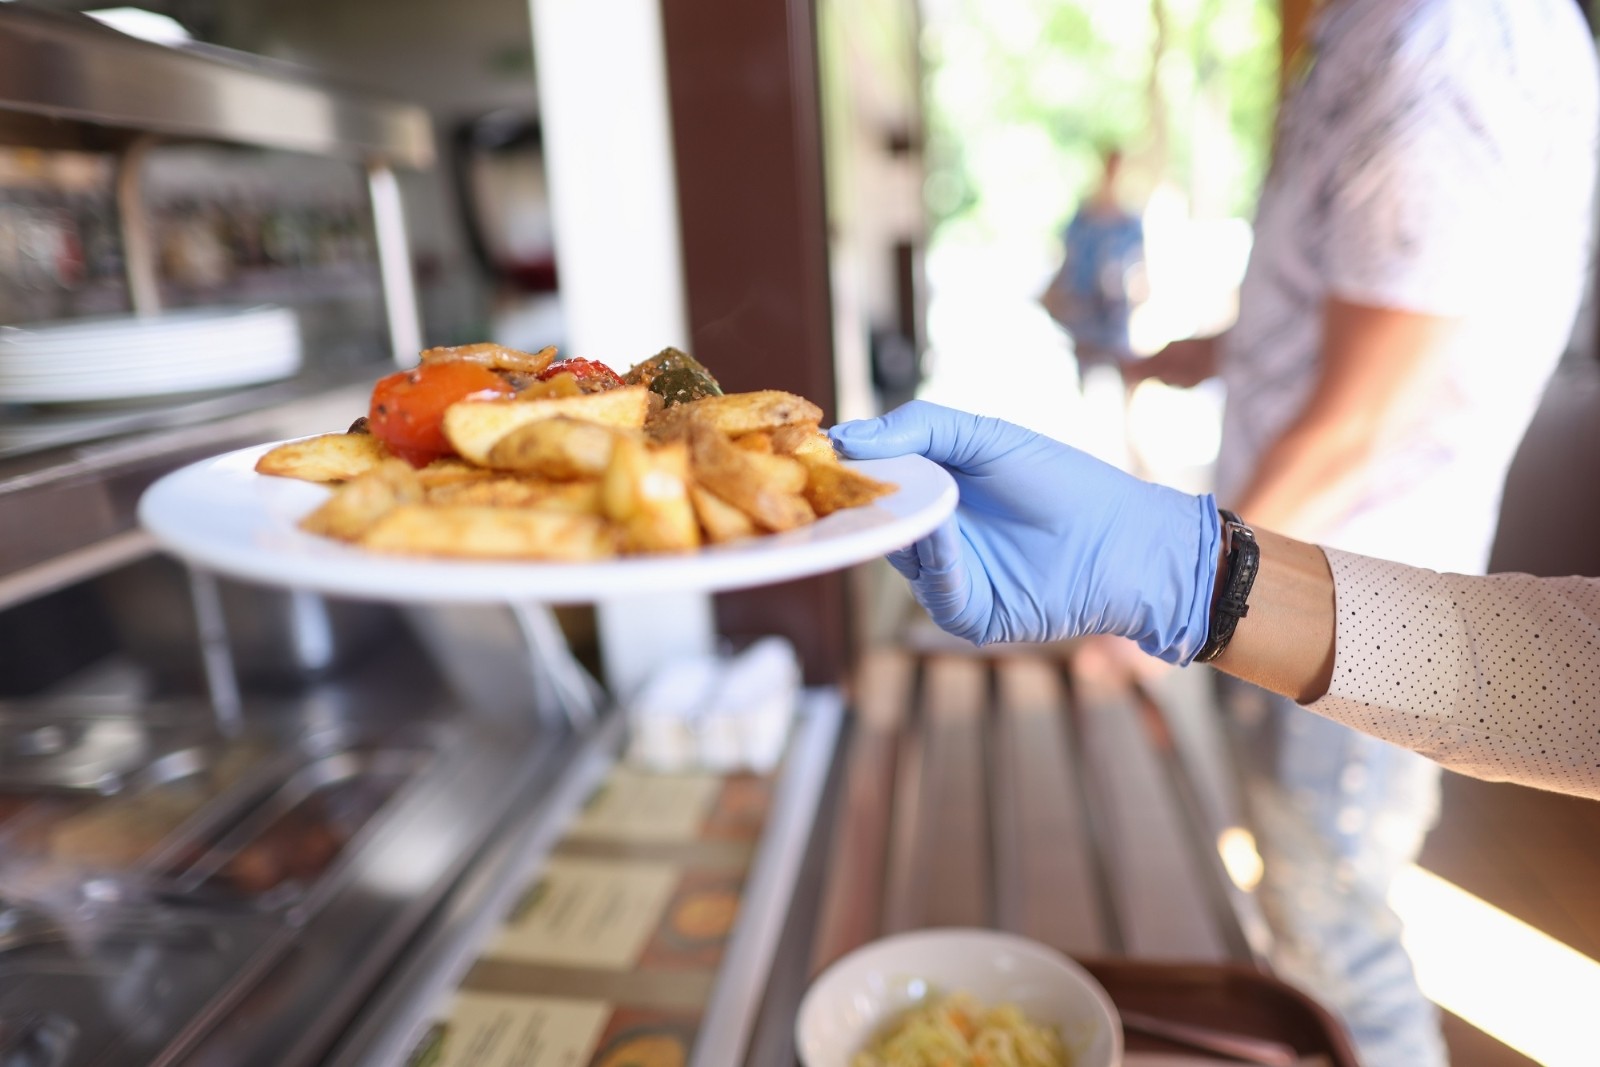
left=830, top=401, right=1221, bottom=664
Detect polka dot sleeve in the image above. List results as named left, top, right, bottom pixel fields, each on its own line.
left=1306, top=548, right=1600, bottom=799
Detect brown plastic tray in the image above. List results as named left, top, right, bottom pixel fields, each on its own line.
left=1080, top=959, right=1359, bottom=1065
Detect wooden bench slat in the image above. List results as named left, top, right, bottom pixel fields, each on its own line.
left=912, top=656, right=991, bottom=929
left=992, top=656, right=1108, bottom=955
left=1071, top=663, right=1230, bottom=961
left=811, top=648, right=911, bottom=972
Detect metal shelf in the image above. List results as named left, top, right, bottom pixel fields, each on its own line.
left=0, top=1, right=427, bottom=366
left=0, top=4, right=431, bottom=167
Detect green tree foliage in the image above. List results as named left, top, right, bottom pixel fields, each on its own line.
left=923, top=0, right=1279, bottom=239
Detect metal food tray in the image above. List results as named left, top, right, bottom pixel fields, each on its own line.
left=162, top=745, right=435, bottom=915
left=0, top=724, right=443, bottom=914
left=0, top=724, right=452, bottom=1067
left=0, top=703, right=220, bottom=796
left=0, top=901, right=281, bottom=1066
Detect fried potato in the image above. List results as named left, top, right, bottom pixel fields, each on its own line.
left=799, top=454, right=896, bottom=516
left=689, top=484, right=757, bottom=544
left=741, top=451, right=807, bottom=495
left=361, top=505, right=616, bottom=560
left=425, top=476, right=602, bottom=513
left=415, top=458, right=498, bottom=489
left=688, top=425, right=815, bottom=532
left=486, top=417, right=629, bottom=479
left=733, top=432, right=774, bottom=454
left=646, top=390, right=823, bottom=442
left=443, top=386, right=652, bottom=465
left=255, top=431, right=388, bottom=484
left=420, top=342, right=557, bottom=376
left=770, top=422, right=835, bottom=463
left=299, top=459, right=423, bottom=541
left=602, top=438, right=700, bottom=553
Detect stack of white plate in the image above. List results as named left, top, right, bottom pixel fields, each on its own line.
left=0, top=306, right=302, bottom=405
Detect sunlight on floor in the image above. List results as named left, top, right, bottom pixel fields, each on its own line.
left=1215, top=825, right=1597, bottom=1066
left=1390, top=863, right=1600, bottom=1067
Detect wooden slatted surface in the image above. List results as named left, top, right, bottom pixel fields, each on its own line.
left=809, top=648, right=908, bottom=973
left=814, top=647, right=1242, bottom=973
left=991, top=655, right=1107, bottom=955
left=1069, top=660, right=1230, bottom=961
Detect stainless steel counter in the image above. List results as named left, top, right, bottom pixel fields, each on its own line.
left=0, top=634, right=595, bottom=1067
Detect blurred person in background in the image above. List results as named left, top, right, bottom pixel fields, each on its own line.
left=1122, top=0, right=1598, bottom=1063
left=1041, top=146, right=1148, bottom=395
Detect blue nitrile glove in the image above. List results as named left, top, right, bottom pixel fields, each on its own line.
left=830, top=401, right=1222, bottom=664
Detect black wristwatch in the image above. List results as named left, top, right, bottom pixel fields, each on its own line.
left=1196, top=509, right=1258, bottom=663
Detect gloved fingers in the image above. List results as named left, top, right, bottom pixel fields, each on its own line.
left=885, top=544, right=921, bottom=580
left=830, top=401, right=1013, bottom=471
left=915, top=519, right=963, bottom=573
left=906, top=521, right=977, bottom=637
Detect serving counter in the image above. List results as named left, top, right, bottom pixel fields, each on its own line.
left=259, top=646, right=1354, bottom=1067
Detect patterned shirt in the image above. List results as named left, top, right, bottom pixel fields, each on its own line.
left=1219, top=0, right=1598, bottom=573
left=1310, top=548, right=1600, bottom=798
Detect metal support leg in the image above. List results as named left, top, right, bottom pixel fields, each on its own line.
left=186, top=567, right=242, bottom=735
left=115, top=134, right=161, bottom=317
left=367, top=162, right=424, bottom=366
left=509, top=602, right=603, bottom=733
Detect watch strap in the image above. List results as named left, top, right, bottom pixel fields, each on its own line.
left=1196, top=509, right=1259, bottom=664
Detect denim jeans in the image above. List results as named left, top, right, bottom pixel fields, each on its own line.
left=1221, top=678, right=1448, bottom=1067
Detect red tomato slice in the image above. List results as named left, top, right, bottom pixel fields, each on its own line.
left=368, top=362, right=512, bottom=466
left=535, top=358, right=624, bottom=391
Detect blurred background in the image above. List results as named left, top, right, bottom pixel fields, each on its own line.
left=1, top=1, right=1598, bottom=1065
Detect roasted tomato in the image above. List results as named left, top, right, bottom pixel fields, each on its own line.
left=368, top=362, right=513, bottom=466
left=536, top=358, right=625, bottom=392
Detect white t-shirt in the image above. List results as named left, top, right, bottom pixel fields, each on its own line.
left=1310, top=548, right=1600, bottom=799
left=1219, top=0, right=1598, bottom=573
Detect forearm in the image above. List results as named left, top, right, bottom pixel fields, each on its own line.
left=1230, top=416, right=1375, bottom=536
left=1234, top=297, right=1455, bottom=534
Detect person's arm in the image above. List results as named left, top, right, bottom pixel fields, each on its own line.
left=832, top=402, right=1600, bottom=800
left=1207, top=528, right=1600, bottom=799
left=1121, top=333, right=1220, bottom=388
left=1230, top=296, right=1455, bottom=535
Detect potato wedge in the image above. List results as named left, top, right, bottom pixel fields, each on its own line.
left=415, top=458, right=499, bottom=489
left=732, top=432, right=774, bottom=454
left=256, top=431, right=388, bottom=484
left=420, top=342, right=557, bottom=376
left=688, top=425, right=816, bottom=532
left=361, top=505, right=616, bottom=560
left=689, top=484, right=757, bottom=544
left=603, top=438, right=700, bottom=553
left=299, top=459, right=423, bottom=541
left=740, top=451, right=808, bottom=495
left=770, top=422, right=835, bottom=463
left=646, top=390, right=823, bottom=442
left=486, top=417, right=630, bottom=480
left=443, top=386, right=652, bottom=465
left=799, top=454, right=896, bottom=516
left=426, top=476, right=602, bottom=513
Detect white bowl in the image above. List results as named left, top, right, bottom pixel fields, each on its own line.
left=797, top=928, right=1122, bottom=1066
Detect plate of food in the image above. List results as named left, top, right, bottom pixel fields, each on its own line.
left=138, top=344, right=957, bottom=604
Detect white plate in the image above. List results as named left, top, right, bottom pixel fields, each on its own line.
left=0, top=351, right=301, bottom=403
left=797, top=928, right=1122, bottom=1067
left=138, top=441, right=958, bottom=604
